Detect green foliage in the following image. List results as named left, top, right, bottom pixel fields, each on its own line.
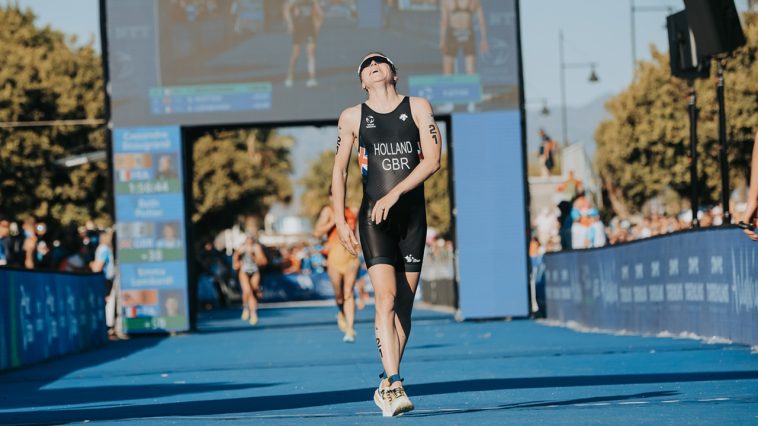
left=300, top=149, right=452, bottom=236
left=595, top=12, right=758, bottom=216
left=0, top=7, right=108, bottom=225
left=299, top=149, right=363, bottom=220
left=424, top=152, right=450, bottom=236
left=191, top=128, right=293, bottom=238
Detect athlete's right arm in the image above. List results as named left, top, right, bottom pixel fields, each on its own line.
left=332, top=107, right=360, bottom=255
left=439, top=0, right=448, bottom=50
left=283, top=1, right=293, bottom=33
left=313, top=206, right=334, bottom=238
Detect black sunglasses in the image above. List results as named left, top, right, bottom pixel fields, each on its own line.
left=357, top=55, right=396, bottom=76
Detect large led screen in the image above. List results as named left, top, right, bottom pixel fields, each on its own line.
left=106, top=0, right=521, bottom=126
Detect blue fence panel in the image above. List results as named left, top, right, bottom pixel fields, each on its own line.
left=544, top=228, right=758, bottom=346
left=0, top=269, right=107, bottom=371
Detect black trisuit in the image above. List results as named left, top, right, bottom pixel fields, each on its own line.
left=357, top=96, right=426, bottom=272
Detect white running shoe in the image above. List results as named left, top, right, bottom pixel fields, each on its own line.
left=342, top=329, right=356, bottom=343
left=387, top=386, right=414, bottom=416
left=241, top=309, right=249, bottom=320
left=374, top=380, right=414, bottom=417
left=284, top=78, right=293, bottom=87
left=373, top=379, right=392, bottom=416
left=306, top=78, right=318, bottom=87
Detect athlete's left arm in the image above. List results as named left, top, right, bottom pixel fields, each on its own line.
left=313, top=0, right=324, bottom=33
left=253, top=243, right=268, bottom=267
left=476, top=0, right=489, bottom=53
left=371, top=97, right=441, bottom=224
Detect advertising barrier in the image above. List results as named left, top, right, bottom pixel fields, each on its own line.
left=0, top=268, right=106, bottom=371
left=544, top=228, right=758, bottom=346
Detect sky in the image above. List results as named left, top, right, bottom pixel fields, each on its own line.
left=17, top=0, right=753, bottom=110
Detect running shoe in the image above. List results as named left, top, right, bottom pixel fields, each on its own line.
left=284, top=78, right=293, bottom=87
left=342, top=329, right=356, bottom=343
left=373, top=378, right=392, bottom=416
left=306, top=78, right=318, bottom=87
left=337, top=312, right=348, bottom=332
left=387, top=386, right=414, bottom=416
left=249, top=313, right=258, bottom=326
left=241, top=309, right=249, bottom=320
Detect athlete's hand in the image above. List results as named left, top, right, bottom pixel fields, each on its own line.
left=371, top=190, right=400, bottom=225
left=336, top=222, right=360, bottom=256
left=740, top=204, right=758, bottom=241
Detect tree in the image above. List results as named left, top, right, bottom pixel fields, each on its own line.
left=191, top=128, right=293, bottom=238
left=300, top=150, right=452, bottom=236
left=424, top=152, right=450, bottom=236
left=0, top=7, right=108, bottom=225
left=300, top=150, right=362, bottom=220
left=595, top=12, right=758, bottom=217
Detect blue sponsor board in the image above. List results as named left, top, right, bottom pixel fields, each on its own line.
left=544, top=228, right=758, bottom=346
left=409, top=74, right=482, bottom=105
left=0, top=269, right=106, bottom=371
left=453, top=111, right=529, bottom=319
left=119, top=262, right=188, bottom=290
left=149, top=84, right=272, bottom=116
left=113, top=126, right=190, bottom=333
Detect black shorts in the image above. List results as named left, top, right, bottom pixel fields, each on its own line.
left=358, top=188, right=426, bottom=273
left=444, top=28, right=476, bottom=57
left=292, top=20, right=316, bottom=45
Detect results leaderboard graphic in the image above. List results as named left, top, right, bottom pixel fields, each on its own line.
left=113, top=127, right=190, bottom=333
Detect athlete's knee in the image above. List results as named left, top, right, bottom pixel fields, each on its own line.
left=342, top=285, right=355, bottom=300
left=374, top=291, right=396, bottom=313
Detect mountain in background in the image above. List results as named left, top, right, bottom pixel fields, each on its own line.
left=525, top=93, right=612, bottom=161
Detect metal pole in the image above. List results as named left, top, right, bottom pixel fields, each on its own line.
left=688, top=81, right=700, bottom=228
left=716, top=59, right=731, bottom=224
left=559, top=30, right=568, bottom=147
left=631, top=0, right=637, bottom=72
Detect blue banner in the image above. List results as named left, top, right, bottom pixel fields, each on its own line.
left=113, top=126, right=190, bottom=333
left=453, top=111, right=529, bottom=319
left=0, top=269, right=106, bottom=371
left=544, top=228, right=758, bottom=346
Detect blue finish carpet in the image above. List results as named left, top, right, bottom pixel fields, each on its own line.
left=0, top=304, right=756, bottom=425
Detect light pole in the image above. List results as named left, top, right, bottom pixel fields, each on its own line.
left=630, top=0, right=675, bottom=72
left=526, top=98, right=550, bottom=116
left=559, top=30, right=599, bottom=147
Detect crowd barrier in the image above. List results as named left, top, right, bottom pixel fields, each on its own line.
left=0, top=268, right=106, bottom=371
left=544, top=228, right=757, bottom=346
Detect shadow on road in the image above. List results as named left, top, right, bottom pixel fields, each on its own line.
left=3, top=370, right=755, bottom=424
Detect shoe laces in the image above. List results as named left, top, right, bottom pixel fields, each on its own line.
left=380, top=385, right=395, bottom=403
left=390, top=387, right=406, bottom=400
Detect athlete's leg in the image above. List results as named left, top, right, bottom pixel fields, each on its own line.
left=328, top=264, right=345, bottom=311
left=249, top=272, right=261, bottom=316
left=442, top=55, right=455, bottom=75
left=306, top=41, right=317, bottom=81
left=369, top=263, right=402, bottom=382
left=342, top=261, right=360, bottom=332
left=394, top=270, right=420, bottom=363
left=327, top=261, right=348, bottom=332
left=287, top=44, right=302, bottom=83
left=238, top=270, right=252, bottom=319
left=465, top=54, right=476, bottom=74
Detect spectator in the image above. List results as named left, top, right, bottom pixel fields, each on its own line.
left=0, top=215, right=10, bottom=266
left=90, top=229, right=115, bottom=296
left=740, top=130, right=758, bottom=240
left=556, top=170, right=583, bottom=202
left=538, top=129, right=557, bottom=177
left=21, top=216, right=38, bottom=269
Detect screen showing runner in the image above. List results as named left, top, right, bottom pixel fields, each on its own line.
left=106, top=0, right=520, bottom=126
